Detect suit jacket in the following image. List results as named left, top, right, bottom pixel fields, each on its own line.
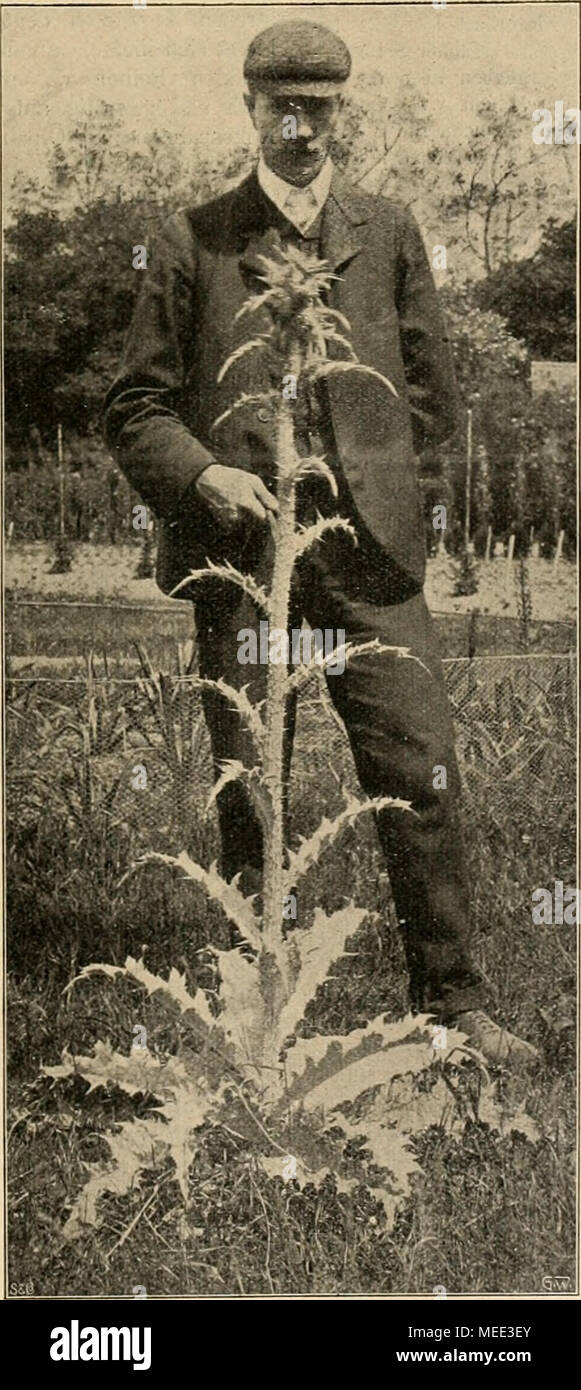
left=104, top=166, right=459, bottom=591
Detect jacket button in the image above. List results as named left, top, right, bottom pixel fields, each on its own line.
left=256, top=407, right=272, bottom=422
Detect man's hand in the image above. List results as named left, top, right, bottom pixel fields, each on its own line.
left=195, top=464, right=278, bottom=527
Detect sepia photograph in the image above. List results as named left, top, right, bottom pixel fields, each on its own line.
left=3, top=1, right=578, bottom=1306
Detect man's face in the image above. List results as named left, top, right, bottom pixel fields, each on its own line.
left=244, top=89, right=343, bottom=185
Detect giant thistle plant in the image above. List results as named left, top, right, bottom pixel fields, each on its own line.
left=46, top=246, right=538, bottom=1240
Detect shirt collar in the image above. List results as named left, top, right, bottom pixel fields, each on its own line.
left=257, top=156, right=333, bottom=232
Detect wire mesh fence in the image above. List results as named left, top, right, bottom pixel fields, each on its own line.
left=6, top=646, right=576, bottom=845
left=301, top=651, right=577, bottom=833
left=5, top=642, right=576, bottom=1003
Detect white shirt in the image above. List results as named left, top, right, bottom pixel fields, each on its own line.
left=257, top=156, right=333, bottom=234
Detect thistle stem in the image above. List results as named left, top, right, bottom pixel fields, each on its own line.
left=261, top=352, right=301, bottom=961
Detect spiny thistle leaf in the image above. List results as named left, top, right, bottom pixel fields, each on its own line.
left=364, top=1046, right=479, bottom=1139
left=319, top=304, right=352, bottom=333
left=211, top=389, right=279, bottom=436
left=292, top=453, right=338, bottom=497
left=379, top=1074, right=460, bottom=1136
left=217, top=336, right=270, bottom=383
left=209, top=948, right=267, bottom=1087
left=204, top=757, right=251, bottom=811
left=63, top=1073, right=214, bottom=1235
left=63, top=1118, right=162, bottom=1237
left=67, top=957, right=214, bottom=1030
left=284, top=794, right=412, bottom=891
left=308, top=360, right=399, bottom=397
left=48, top=1039, right=217, bottom=1235
left=281, top=1013, right=443, bottom=1107
left=206, top=759, right=273, bottom=838
left=292, top=514, right=357, bottom=563
left=289, top=637, right=429, bottom=690
left=256, top=1019, right=533, bottom=1232
left=156, top=1089, right=214, bottom=1203
left=255, top=1153, right=399, bottom=1228
left=276, top=904, right=368, bottom=1052
left=322, top=330, right=358, bottom=358
left=43, top=1043, right=194, bottom=1101
left=170, top=559, right=270, bottom=614
left=138, top=852, right=262, bottom=952
left=163, top=969, right=214, bottom=1026
left=190, top=677, right=264, bottom=752
left=476, top=1089, right=541, bottom=1142
left=303, top=1043, right=441, bottom=1115
left=331, top=1114, right=424, bottom=1225
left=363, top=1053, right=540, bottom=1144
left=234, top=289, right=281, bottom=322
left=334, top=1114, right=422, bottom=1187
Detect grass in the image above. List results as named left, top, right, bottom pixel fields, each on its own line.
left=5, top=640, right=576, bottom=1295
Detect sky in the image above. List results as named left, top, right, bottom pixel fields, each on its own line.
left=3, top=3, right=579, bottom=191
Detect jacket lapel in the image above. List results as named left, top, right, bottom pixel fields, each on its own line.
left=227, top=165, right=375, bottom=341
left=231, top=169, right=285, bottom=279
left=320, top=169, right=375, bottom=275
left=224, top=172, right=286, bottom=351
left=231, top=166, right=375, bottom=276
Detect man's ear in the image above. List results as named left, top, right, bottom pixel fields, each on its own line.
left=330, top=93, right=345, bottom=137
left=243, top=89, right=256, bottom=126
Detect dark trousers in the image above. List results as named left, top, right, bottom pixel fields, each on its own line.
left=193, top=468, right=485, bottom=1021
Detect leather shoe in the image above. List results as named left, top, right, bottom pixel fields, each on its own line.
left=457, top=1010, right=539, bottom=1066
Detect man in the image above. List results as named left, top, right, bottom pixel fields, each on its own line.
left=105, top=19, right=536, bottom=1065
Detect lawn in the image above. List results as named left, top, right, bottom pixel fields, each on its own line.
left=5, top=541, right=577, bottom=665
left=6, top=540, right=577, bottom=620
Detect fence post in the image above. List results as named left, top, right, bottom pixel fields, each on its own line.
left=57, top=424, right=65, bottom=541
left=553, top=529, right=565, bottom=573
left=464, top=408, right=473, bottom=550
left=484, top=524, right=492, bottom=563
left=50, top=422, right=72, bottom=572
left=568, top=648, right=576, bottom=709
left=505, top=533, right=515, bottom=600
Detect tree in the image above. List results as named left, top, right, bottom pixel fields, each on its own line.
left=428, top=284, right=531, bottom=546
left=4, top=91, right=576, bottom=477
left=4, top=105, right=193, bottom=446
left=430, top=299, right=575, bottom=552
left=330, top=75, right=446, bottom=238
left=439, top=282, right=529, bottom=395
left=435, top=101, right=575, bottom=278
left=5, top=194, right=157, bottom=442
left=476, top=216, right=576, bottom=360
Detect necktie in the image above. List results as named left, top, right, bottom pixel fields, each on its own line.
left=284, top=184, right=317, bottom=234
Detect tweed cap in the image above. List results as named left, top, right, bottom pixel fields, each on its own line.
left=244, top=20, right=351, bottom=97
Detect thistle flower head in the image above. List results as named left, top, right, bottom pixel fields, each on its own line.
left=256, top=243, right=337, bottom=308
left=240, top=244, right=347, bottom=366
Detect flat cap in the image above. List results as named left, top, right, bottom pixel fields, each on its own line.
left=244, top=20, right=351, bottom=96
